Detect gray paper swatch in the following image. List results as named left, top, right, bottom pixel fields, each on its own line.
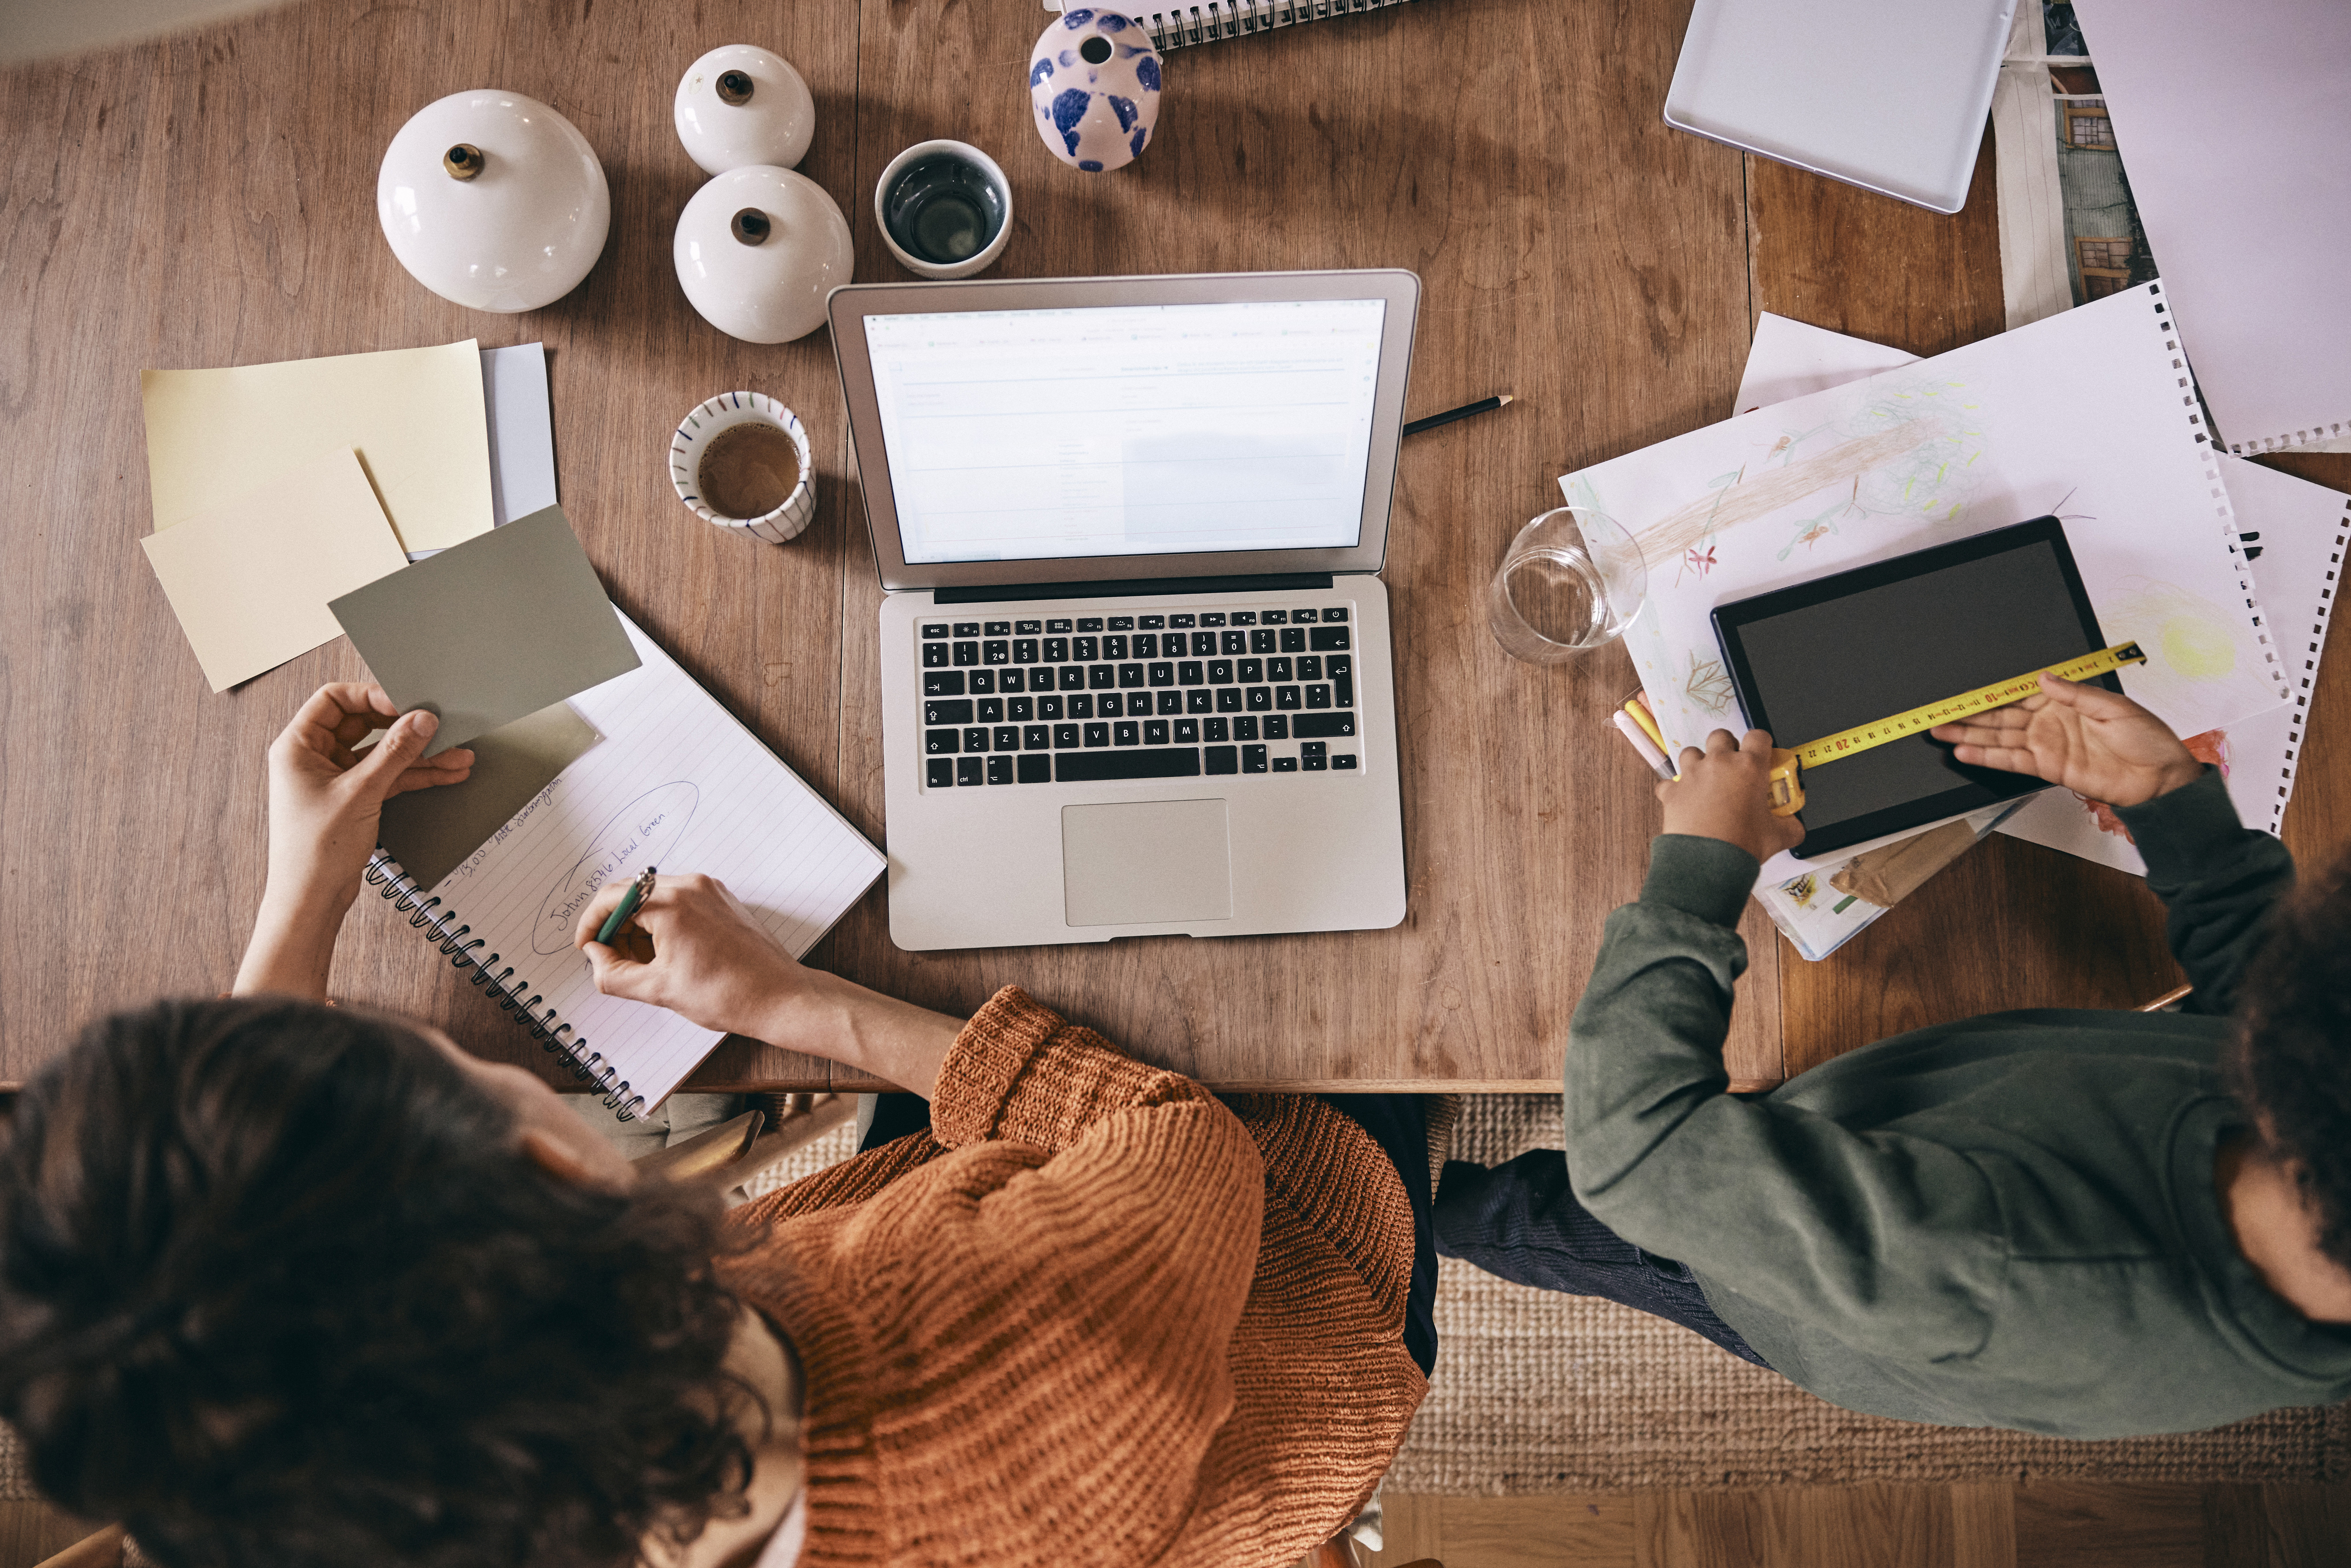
left=329, top=504, right=640, bottom=754
left=377, top=701, right=603, bottom=891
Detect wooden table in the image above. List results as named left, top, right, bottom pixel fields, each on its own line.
left=5, top=0, right=2346, bottom=1096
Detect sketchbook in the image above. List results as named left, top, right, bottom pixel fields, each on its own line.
left=1053, top=0, right=1424, bottom=54
left=1569, top=282, right=2287, bottom=890
left=363, top=613, right=886, bottom=1117
left=1735, top=312, right=2348, bottom=873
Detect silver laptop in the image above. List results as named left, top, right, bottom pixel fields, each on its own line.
left=829, top=269, right=1419, bottom=951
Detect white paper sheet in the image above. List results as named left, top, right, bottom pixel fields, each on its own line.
left=2071, top=0, right=2351, bottom=455
left=1575, top=284, right=2285, bottom=888
left=1733, top=314, right=1924, bottom=417
left=1733, top=314, right=2345, bottom=877
left=2001, top=459, right=2351, bottom=870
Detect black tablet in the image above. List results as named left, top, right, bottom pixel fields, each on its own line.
left=1709, top=516, right=2117, bottom=859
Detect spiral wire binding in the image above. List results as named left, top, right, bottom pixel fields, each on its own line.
left=365, top=850, right=644, bottom=1120
left=1133, top=0, right=1416, bottom=54
left=2258, top=489, right=2350, bottom=835
left=2151, top=284, right=2283, bottom=716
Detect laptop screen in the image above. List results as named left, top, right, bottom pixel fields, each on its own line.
left=862, top=297, right=1389, bottom=565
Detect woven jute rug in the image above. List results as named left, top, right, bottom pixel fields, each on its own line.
left=5, top=1098, right=2339, bottom=1511
left=1393, top=1094, right=2349, bottom=1493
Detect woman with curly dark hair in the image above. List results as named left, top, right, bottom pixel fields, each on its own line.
left=0, top=684, right=1435, bottom=1568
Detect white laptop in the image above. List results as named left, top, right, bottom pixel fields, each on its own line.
left=829, top=269, right=1419, bottom=951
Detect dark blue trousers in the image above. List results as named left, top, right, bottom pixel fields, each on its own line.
left=860, top=1091, right=1440, bottom=1377
left=1432, top=1150, right=1769, bottom=1366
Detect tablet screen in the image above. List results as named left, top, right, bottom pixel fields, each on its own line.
left=1711, top=518, right=2109, bottom=858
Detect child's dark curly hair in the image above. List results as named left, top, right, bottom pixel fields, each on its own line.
left=2230, top=842, right=2351, bottom=1273
left=0, top=997, right=756, bottom=1568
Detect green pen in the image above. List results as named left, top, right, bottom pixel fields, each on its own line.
left=595, top=866, right=659, bottom=946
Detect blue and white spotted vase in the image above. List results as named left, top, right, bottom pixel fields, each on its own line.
left=1028, top=9, right=1162, bottom=173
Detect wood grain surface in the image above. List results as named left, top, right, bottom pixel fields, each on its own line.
left=1367, top=1481, right=2351, bottom=1567
left=4, top=0, right=2344, bottom=1097
left=787, top=0, right=1771, bottom=1093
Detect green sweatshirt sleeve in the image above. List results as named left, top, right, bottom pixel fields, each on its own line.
left=1562, top=835, right=2006, bottom=1363
left=2111, top=766, right=2294, bottom=1015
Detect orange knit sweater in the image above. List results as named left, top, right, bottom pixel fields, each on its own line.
left=718, top=987, right=1428, bottom=1568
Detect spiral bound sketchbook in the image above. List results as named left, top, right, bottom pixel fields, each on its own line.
left=1564, top=282, right=2286, bottom=891
left=1053, top=0, right=1424, bottom=54
left=364, top=613, right=885, bottom=1118
left=1730, top=311, right=2348, bottom=876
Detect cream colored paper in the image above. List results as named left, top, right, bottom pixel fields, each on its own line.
left=140, top=447, right=410, bottom=692
left=142, top=340, right=494, bottom=553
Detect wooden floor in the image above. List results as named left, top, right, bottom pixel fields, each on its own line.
left=12, top=1485, right=2349, bottom=1567
left=0, top=1502, right=99, bottom=1568
left=1367, top=1484, right=2351, bottom=1568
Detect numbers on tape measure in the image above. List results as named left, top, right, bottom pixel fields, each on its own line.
left=1787, top=641, right=2148, bottom=778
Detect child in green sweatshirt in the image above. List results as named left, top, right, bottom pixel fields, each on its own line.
left=1435, top=672, right=2351, bottom=1437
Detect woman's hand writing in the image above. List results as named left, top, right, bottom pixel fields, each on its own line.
left=574, top=873, right=962, bottom=1096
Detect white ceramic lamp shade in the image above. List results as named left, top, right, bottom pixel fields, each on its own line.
left=377, top=90, right=611, bottom=313
left=674, top=44, right=816, bottom=175
left=673, top=166, right=854, bottom=344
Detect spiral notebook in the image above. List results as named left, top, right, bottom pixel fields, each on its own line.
left=364, top=613, right=885, bottom=1118
left=1052, top=0, right=1425, bottom=54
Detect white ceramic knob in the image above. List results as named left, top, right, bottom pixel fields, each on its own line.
left=377, top=90, right=610, bottom=313
left=673, top=166, right=854, bottom=344
left=675, top=45, right=816, bottom=175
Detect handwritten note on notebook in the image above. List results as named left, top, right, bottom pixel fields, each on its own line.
left=139, top=447, right=410, bottom=691
left=384, top=614, right=886, bottom=1113
left=142, top=340, right=494, bottom=553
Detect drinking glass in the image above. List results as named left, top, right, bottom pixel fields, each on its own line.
left=1487, top=507, right=1647, bottom=663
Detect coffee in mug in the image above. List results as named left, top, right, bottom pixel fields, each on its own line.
left=695, top=420, right=802, bottom=520
left=669, top=393, right=818, bottom=546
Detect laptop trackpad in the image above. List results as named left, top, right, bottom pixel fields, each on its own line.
left=1062, top=799, right=1234, bottom=927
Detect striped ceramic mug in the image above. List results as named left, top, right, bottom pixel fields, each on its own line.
left=668, top=391, right=816, bottom=545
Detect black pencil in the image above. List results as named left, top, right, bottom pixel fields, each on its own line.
left=1403, top=394, right=1512, bottom=437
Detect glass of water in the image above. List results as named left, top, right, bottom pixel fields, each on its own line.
left=1487, top=507, right=1647, bottom=663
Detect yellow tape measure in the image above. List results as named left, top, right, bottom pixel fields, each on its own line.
left=1765, top=641, right=2148, bottom=816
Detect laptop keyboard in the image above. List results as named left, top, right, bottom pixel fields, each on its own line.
left=917, top=606, right=1360, bottom=787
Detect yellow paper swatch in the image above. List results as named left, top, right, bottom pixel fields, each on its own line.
left=140, top=448, right=411, bottom=692
left=141, top=340, right=493, bottom=553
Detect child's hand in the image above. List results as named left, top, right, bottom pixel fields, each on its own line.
left=1658, top=729, right=1807, bottom=863
left=1929, top=671, right=2202, bottom=807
